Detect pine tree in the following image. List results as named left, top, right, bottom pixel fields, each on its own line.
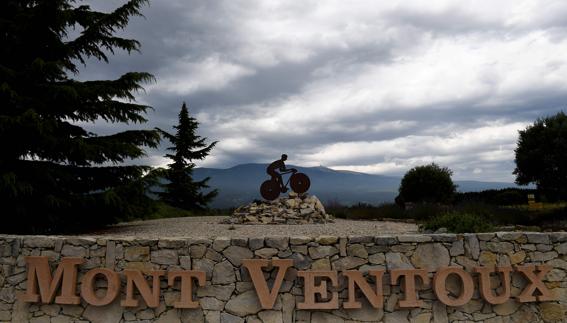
left=0, top=0, right=160, bottom=233
left=157, top=103, right=218, bottom=210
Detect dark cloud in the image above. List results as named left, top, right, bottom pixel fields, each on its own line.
left=76, top=0, right=567, bottom=182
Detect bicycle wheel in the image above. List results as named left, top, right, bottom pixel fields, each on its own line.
left=290, top=173, right=310, bottom=193
left=260, top=180, right=280, bottom=200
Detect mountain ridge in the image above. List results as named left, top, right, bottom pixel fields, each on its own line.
left=192, top=163, right=520, bottom=208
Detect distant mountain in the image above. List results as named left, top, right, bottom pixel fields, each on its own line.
left=191, top=163, right=521, bottom=208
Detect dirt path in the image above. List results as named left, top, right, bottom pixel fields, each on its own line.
left=87, top=216, right=419, bottom=238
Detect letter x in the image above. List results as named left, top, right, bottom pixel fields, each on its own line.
left=515, top=265, right=555, bottom=302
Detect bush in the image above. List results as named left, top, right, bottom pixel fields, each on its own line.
left=398, top=163, right=456, bottom=204
left=405, top=203, right=448, bottom=221
left=325, top=203, right=406, bottom=220
left=424, top=212, right=494, bottom=233
left=454, top=188, right=536, bottom=205
left=145, top=201, right=231, bottom=219
left=146, top=202, right=194, bottom=219
left=324, top=199, right=348, bottom=219
left=532, top=206, right=567, bottom=229
left=452, top=201, right=536, bottom=227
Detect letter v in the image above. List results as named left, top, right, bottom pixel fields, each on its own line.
left=242, top=259, right=293, bottom=309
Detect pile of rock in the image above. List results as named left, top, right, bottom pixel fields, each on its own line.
left=223, top=193, right=333, bottom=225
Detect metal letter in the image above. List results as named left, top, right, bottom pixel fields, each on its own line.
left=343, top=270, right=384, bottom=309
left=390, top=269, right=428, bottom=308
left=80, top=268, right=120, bottom=306
left=121, top=270, right=166, bottom=308
left=433, top=267, right=474, bottom=306
left=516, top=265, right=555, bottom=302
left=474, top=266, right=512, bottom=305
left=242, top=259, right=293, bottom=309
left=19, top=256, right=84, bottom=305
left=297, top=271, right=339, bottom=309
left=168, top=271, right=205, bottom=308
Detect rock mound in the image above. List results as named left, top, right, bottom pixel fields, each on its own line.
left=223, top=193, right=333, bottom=225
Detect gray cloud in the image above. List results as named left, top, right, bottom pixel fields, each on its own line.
left=77, top=0, right=567, bottom=182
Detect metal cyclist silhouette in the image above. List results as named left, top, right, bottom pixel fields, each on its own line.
left=260, top=154, right=311, bottom=200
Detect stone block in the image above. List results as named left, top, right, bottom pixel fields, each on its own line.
left=411, top=243, right=450, bottom=271
left=224, top=290, right=262, bottom=316
left=290, top=236, right=311, bottom=245
left=223, top=246, right=253, bottom=266
left=332, top=256, right=367, bottom=270
left=151, top=249, right=178, bottom=265
left=311, top=258, right=331, bottom=271
left=374, top=237, right=397, bottom=246
left=61, top=245, right=87, bottom=257
left=212, top=238, right=231, bottom=252
left=255, top=248, right=279, bottom=259
left=308, top=246, right=338, bottom=259
left=265, top=237, right=289, bottom=251
left=124, top=246, right=150, bottom=262
left=258, top=310, right=283, bottom=323
left=197, top=284, right=235, bottom=301
left=316, top=236, right=338, bottom=245
left=249, top=238, right=264, bottom=250
left=24, top=237, right=55, bottom=248
left=158, top=238, right=185, bottom=249
left=213, top=260, right=236, bottom=285
left=398, top=235, right=432, bottom=243
left=347, top=244, right=368, bottom=259
left=526, top=233, right=550, bottom=244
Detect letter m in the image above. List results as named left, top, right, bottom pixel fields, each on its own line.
left=19, top=256, right=83, bottom=304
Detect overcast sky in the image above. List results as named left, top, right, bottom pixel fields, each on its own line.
left=78, top=0, right=567, bottom=182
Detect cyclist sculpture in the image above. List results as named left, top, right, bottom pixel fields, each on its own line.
left=260, top=154, right=311, bottom=200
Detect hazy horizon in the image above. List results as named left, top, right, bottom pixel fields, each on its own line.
left=194, top=162, right=523, bottom=184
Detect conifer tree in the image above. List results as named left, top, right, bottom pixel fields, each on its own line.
left=157, top=103, right=218, bottom=210
left=0, top=0, right=160, bottom=232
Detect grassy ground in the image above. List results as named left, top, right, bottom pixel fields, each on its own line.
left=145, top=201, right=231, bottom=219
left=504, top=202, right=567, bottom=211
left=326, top=201, right=567, bottom=233
left=144, top=198, right=567, bottom=234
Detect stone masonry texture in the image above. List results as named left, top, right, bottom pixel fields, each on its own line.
left=0, top=232, right=567, bottom=322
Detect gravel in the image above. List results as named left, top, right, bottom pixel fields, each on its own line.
left=86, top=216, right=418, bottom=238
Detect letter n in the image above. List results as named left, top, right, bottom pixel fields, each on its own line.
left=121, top=270, right=166, bottom=308
left=19, top=256, right=84, bottom=304
left=343, top=270, right=384, bottom=309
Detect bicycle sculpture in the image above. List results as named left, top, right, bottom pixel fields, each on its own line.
left=260, top=154, right=311, bottom=200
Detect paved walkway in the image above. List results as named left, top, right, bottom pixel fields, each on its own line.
left=88, top=216, right=419, bottom=238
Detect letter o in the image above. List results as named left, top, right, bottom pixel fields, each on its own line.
left=433, top=267, right=474, bottom=306
left=80, top=268, right=120, bottom=306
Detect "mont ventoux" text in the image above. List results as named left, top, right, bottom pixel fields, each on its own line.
left=19, top=257, right=556, bottom=310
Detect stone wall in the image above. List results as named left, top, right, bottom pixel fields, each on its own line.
left=0, top=232, right=567, bottom=322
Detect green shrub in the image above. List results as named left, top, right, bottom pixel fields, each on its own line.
left=526, top=206, right=567, bottom=229
left=371, top=203, right=407, bottom=219
left=324, top=200, right=349, bottom=219
left=146, top=202, right=194, bottom=219
left=453, top=201, right=535, bottom=226
left=398, top=163, right=456, bottom=204
left=405, top=203, right=448, bottom=221
left=346, top=203, right=406, bottom=220
left=325, top=203, right=406, bottom=220
left=454, top=188, right=536, bottom=205
left=423, top=212, right=494, bottom=233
